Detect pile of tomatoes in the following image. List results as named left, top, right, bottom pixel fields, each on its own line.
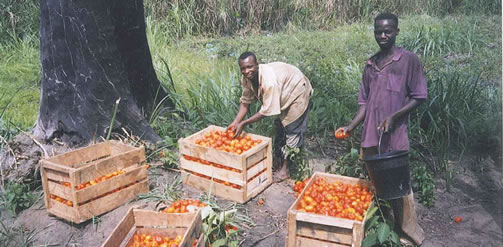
left=50, top=194, right=73, bottom=207
left=194, top=130, right=262, bottom=155
left=297, top=177, right=373, bottom=221
left=58, top=170, right=127, bottom=190
left=128, top=233, right=198, bottom=247
left=292, top=177, right=311, bottom=197
left=183, top=155, right=241, bottom=173
left=76, top=170, right=126, bottom=190
left=162, top=199, right=207, bottom=214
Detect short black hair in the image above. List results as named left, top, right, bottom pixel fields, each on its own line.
left=375, top=13, right=398, bottom=27
left=238, top=52, right=257, bottom=63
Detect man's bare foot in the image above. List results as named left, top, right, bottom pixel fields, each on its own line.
left=274, top=160, right=289, bottom=181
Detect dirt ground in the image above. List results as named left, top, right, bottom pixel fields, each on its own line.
left=1, top=140, right=502, bottom=247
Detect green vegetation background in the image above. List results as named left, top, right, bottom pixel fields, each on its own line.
left=0, top=0, right=501, bottom=191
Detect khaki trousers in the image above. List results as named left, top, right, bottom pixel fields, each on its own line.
left=362, top=147, right=425, bottom=245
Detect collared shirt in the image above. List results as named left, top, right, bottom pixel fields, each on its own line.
left=358, top=47, right=427, bottom=151
left=240, top=62, right=313, bottom=126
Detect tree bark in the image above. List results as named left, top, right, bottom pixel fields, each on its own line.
left=35, top=0, right=170, bottom=146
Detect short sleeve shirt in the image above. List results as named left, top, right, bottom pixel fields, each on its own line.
left=240, top=62, right=313, bottom=126
left=358, top=48, right=427, bottom=151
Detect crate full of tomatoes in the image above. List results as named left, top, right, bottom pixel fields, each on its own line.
left=178, top=125, right=272, bottom=203
left=101, top=207, right=203, bottom=247
left=40, top=141, right=149, bottom=224
left=286, top=172, right=374, bottom=247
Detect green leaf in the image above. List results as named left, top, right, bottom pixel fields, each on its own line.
left=390, top=231, right=400, bottom=245
left=377, top=223, right=391, bottom=244
left=362, top=232, right=377, bottom=247
left=350, top=148, right=359, bottom=158
left=365, top=206, right=378, bottom=219
left=211, top=238, right=227, bottom=247
left=365, top=215, right=379, bottom=232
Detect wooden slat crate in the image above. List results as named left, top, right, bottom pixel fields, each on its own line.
left=102, top=208, right=203, bottom=247
left=40, top=141, right=149, bottom=224
left=286, top=172, right=373, bottom=247
left=178, top=125, right=272, bottom=203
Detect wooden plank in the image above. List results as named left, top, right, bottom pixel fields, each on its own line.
left=246, top=174, right=272, bottom=202
left=246, top=169, right=269, bottom=195
left=76, top=180, right=149, bottom=223
left=109, top=141, right=136, bottom=155
left=246, top=160, right=267, bottom=180
left=75, top=165, right=147, bottom=203
left=47, top=142, right=111, bottom=167
left=73, top=147, right=144, bottom=185
left=101, top=208, right=136, bottom=247
left=40, top=160, right=73, bottom=174
left=352, top=222, right=363, bottom=247
left=133, top=210, right=195, bottom=228
left=180, top=158, right=244, bottom=186
left=296, top=212, right=355, bottom=229
left=181, top=171, right=244, bottom=203
left=245, top=146, right=267, bottom=168
left=286, top=211, right=297, bottom=247
left=178, top=140, right=243, bottom=170
left=180, top=209, right=202, bottom=247
left=296, top=236, right=351, bottom=247
left=44, top=168, right=70, bottom=182
left=47, top=180, right=72, bottom=200
left=40, top=166, right=51, bottom=212
left=296, top=221, right=353, bottom=245
left=47, top=199, right=78, bottom=223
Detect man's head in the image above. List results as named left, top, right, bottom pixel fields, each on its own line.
left=374, top=13, right=399, bottom=50
left=238, top=52, right=259, bottom=81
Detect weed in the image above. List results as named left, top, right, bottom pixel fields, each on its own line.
left=137, top=175, right=183, bottom=203
left=0, top=182, right=40, bottom=216
left=363, top=200, right=401, bottom=247
left=326, top=148, right=366, bottom=178
left=284, top=146, right=311, bottom=181
left=411, top=161, right=436, bottom=207
left=0, top=221, right=52, bottom=247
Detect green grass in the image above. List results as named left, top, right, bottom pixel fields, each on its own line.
left=0, top=13, right=500, bottom=185
left=0, top=36, right=40, bottom=130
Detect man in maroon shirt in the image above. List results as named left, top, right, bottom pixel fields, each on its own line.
left=336, top=13, right=426, bottom=245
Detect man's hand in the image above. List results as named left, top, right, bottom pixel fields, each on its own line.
left=233, top=122, right=245, bottom=138
left=226, top=121, right=238, bottom=132
left=378, top=115, right=395, bottom=133
left=335, top=126, right=351, bottom=137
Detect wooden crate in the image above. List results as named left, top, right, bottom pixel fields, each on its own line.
left=102, top=208, right=203, bottom=247
left=178, top=125, right=272, bottom=203
left=40, top=141, right=149, bottom=224
left=286, top=172, right=373, bottom=247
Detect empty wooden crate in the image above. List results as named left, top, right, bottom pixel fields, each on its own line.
left=40, top=141, right=149, bottom=224
left=178, top=125, right=272, bottom=203
left=286, top=172, right=373, bottom=247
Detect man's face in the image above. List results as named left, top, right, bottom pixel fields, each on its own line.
left=374, top=19, right=399, bottom=50
left=239, top=56, right=258, bottom=81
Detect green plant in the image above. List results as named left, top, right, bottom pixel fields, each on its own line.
left=363, top=201, right=401, bottom=247
left=0, top=182, right=40, bottom=216
left=327, top=148, right=366, bottom=178
left=284, top=146, right=311, bottom=181
left=0, top=221, right=52, bottom=247
left=137, top=175, right=183, bottom=203
left=198, top=195, right=254, bottom=247
left=411, top=161, right=436, bottom=207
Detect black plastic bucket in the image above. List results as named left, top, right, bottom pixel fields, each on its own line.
left=363, top=150, right=411, bottom=200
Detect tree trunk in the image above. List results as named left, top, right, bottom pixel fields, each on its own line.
left=35, top=0, right=170, bottom=146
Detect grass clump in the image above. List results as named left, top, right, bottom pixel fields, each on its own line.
left=0, top=182, right=40, bottom=216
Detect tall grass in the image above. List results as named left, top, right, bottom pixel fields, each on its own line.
left=144, top=0, right=501, bottom=39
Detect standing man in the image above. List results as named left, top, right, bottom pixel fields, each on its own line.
left=336, top=13, right=426, bottom=245
left=228, top=52, right=313, bottom=180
